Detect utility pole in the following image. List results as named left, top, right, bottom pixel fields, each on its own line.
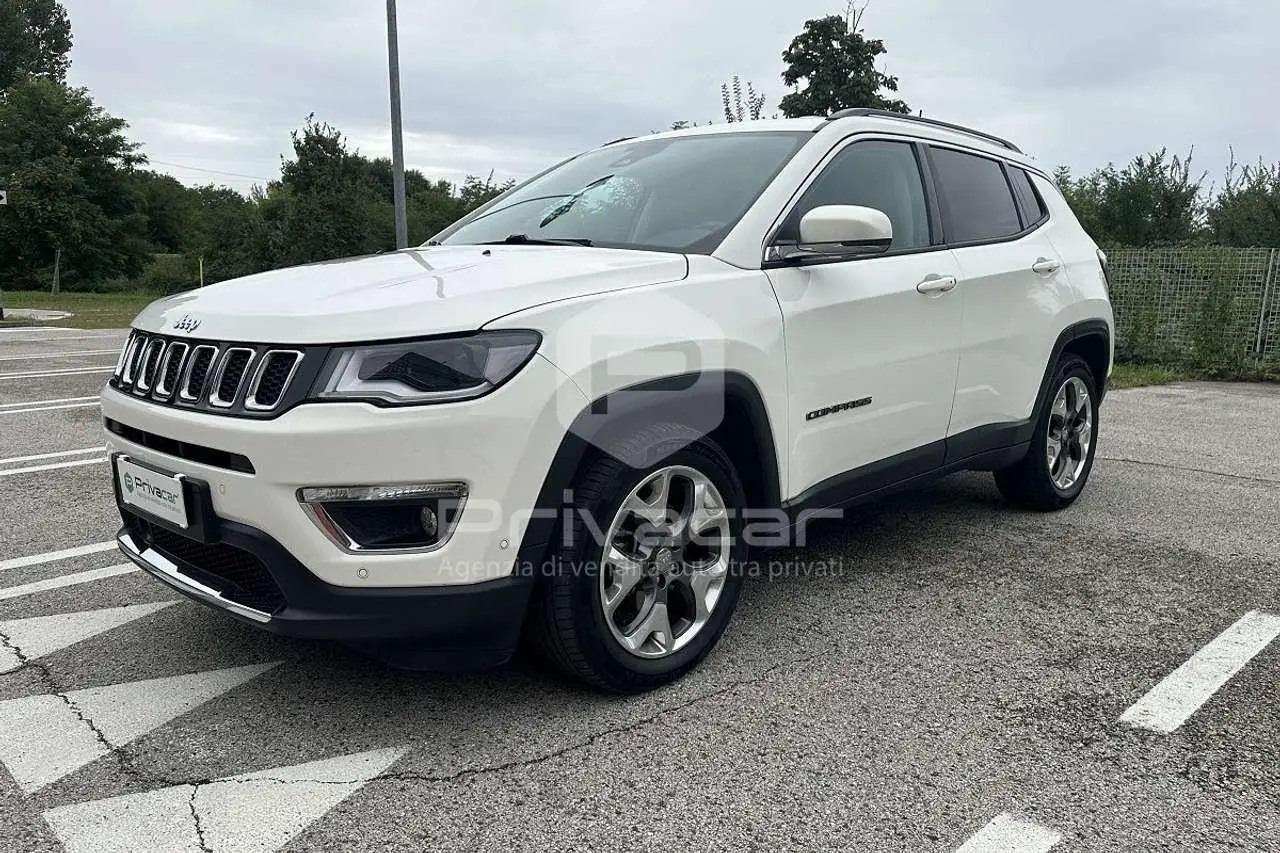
left=386, top=0, right=409, bottom=249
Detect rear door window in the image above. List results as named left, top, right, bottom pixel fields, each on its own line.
left=929, top=147, right=1022, bottom=243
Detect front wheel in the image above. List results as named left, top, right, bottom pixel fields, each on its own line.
left=994, top=353, right=1099, bottom=511
left=531, top=425, right=748, bottom=693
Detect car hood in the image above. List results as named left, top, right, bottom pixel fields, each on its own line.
left=131, top=245, right=689, bottom=343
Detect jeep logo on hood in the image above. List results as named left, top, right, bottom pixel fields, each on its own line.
left=172, top=314, right=202, bottom=334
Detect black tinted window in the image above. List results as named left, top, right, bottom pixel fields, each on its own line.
left=778, top=140, right=930, bottom=250
left=930, top=148, right=1022, bottom=242
left=1009, top=167, right=1048, bottom=226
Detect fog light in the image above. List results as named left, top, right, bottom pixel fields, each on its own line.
left=297, top=482, right=467, bottom=552
left=419, top=506, right=438, bottom=539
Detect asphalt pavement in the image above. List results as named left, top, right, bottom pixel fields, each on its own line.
left=1, top=325, right=1278, bottom=852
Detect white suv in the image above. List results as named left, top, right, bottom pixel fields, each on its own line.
left=103, top=109, right=1114, bottom=693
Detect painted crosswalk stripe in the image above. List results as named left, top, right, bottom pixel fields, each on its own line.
left=0, top=457, right=107, bottom=477
left=955, top=814, right=1062, bottom=853
left=0, top=447, right=102, bottom=466
left=0, top=540, right=116, bottom=572
left=43, top=747, right=407, bottom=853
left=0, top=564, right=138, bottom=601
left=0, top=662, right=280, bottom=792
left=0, top=602, right=176, bottom=673
left=1120, top=610, right=1280, bottom=734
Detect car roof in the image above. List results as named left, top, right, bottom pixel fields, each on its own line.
left=614, top=114, right=1040, bottom=171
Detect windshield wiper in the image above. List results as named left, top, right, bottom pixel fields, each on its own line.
left=538, top=174, right=615, bottom=228
left=481, top=234, right=594, bottom=247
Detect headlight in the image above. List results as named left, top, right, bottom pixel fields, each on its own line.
left=311, top=330, right=541, bottom=405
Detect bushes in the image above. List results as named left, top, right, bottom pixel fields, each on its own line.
left=101, top=253, right=201, bottom=295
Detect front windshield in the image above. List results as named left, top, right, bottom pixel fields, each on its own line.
left=434, top=131, right=811, bottom=254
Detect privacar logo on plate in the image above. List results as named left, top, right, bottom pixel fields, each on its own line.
left=123, top=472, right=135, bottom=493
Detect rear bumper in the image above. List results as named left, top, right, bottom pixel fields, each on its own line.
left=117, top=507, right=536, bottom=668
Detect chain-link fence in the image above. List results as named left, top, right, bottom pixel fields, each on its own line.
left=1106, top=246, right=1280, bottom=368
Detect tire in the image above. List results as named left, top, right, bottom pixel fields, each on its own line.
left=531, top=423, right=748, bottom=693
left=994, top=353, right=1099, bottom=511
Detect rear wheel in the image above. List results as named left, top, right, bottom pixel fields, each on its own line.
left=994, top=353, right=1099, bottom=511
left=532, top=425, right=747, bottom=693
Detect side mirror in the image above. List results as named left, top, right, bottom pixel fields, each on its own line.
left=772, top=205, right=894, bottom=263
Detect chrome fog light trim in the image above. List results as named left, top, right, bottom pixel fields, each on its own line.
left=297, top=482, right=469, bottom=554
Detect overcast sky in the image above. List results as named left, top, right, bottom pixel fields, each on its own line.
left=61, top=0, right=1278, bottom=195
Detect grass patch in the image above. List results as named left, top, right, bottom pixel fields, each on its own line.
left=1109, top=361, right=1280, bottom=389
left=0, top=290, right=157, bottom=330
left=1109, top=363, right=1198, bottom=389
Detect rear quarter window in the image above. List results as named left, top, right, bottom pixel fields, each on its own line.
left=1008, top=167, right=1049, bottom=227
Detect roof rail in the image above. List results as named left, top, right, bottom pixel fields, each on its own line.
left=603, top=136, right=636, bottom=146
left=825, top=108, right=1022, bottom=154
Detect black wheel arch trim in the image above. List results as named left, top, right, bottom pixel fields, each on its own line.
left=1038, top=318, right=1112, bottom=410
left=514, top=370, right=782, bottom=571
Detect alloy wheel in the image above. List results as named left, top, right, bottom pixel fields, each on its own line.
left=1047, top=376, right=1093, bottom=491
left=597, top=466, right=732, bottom=659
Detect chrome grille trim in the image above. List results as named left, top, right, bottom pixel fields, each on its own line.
left=114, top=332, right=138, bottom=379
left=178, top=345, right=219, bottom=403
left=133, top=338, right=164, bottom=394
left=208, top=347, right=257, bottom=408
left=244, top=351, right=304, bottom=412
left=153, top=342, right=190, bottom=399
left=111, top=334, right=311, bottom=417
left=118, top=334, right=143, bottom=385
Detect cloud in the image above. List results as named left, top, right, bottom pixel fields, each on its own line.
left=60, top=0, right=1280, bottom=192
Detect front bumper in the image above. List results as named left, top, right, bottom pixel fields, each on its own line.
left=116, top=507, right=535, bottom=667
left=100, top=353, right=583, bottom=589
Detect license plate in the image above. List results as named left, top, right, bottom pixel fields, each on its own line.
left=116, top=457, right=189, bottom=529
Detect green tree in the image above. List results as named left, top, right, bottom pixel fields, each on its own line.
left=264, top=118, right=390, bottom=266
left=1056, top=149, right=1206, bottom=247
left=132, top=170, right=197, bottom=253
left=0, top=0, right=73, bottom=92
left=457, top=171, right=514, bottom=212
left=721, top=76, right=766, bottom=122
left=1208, top=155, right=1280, bottom=248
left=779, top=5, right=909, bottom=118
left=0, top=77, right=148, bottom=290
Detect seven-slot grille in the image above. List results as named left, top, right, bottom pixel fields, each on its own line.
left=112, top=331, right=305, bottom=416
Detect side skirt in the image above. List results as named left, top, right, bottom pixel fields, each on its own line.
left=781, top=421, right=1032, bottom=521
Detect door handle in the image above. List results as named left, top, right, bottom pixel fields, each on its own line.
left=1031, top=257, right=1062, bottom=276
left=916, top=275, right=957, bottom=294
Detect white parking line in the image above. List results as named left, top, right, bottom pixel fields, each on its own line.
left=0, top=564, right=138, bottom=601
left=0, top=447, right=102, bottom=466
left=0, top=662, right=280, bottom=792
left=0, top=540, right=117, bottom=572
left=0, top=395, right=98, bottom=409
left=0, top=326, right=79, bottom=335
left=0, top=365, right=115, bottom=380
left=0, top=402, right=99, bottom=416
left=0, top=602, right=175, bottom=673
left=0, top=458, right=107, bottom=477
left=955, top=814, right=1062, bottom=852
left=0, top=332, right=124, bottom=342
left=1119, top=610, right=1280, bottom=734
left=43, top=747, right=407, bottom=853
left=0, top=349, right=120, bottom=362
